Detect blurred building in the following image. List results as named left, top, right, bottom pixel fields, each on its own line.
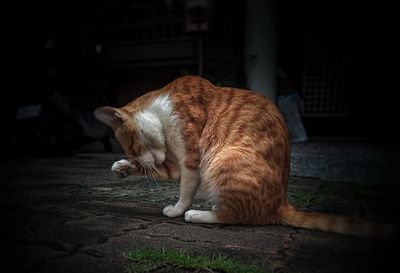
left=71, top=0, right=246, bottom=106
left=7, top=0, right=394, bottom=155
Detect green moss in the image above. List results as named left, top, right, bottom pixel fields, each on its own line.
left=127, top=248, right=268, bottom=273
left=288, top=192, right=322, bottom=208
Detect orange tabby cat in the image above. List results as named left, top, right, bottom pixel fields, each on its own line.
left=94, top=76, right=394, bottom=238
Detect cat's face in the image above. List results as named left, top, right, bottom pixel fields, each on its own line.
left=94, top=106, right=166, bottom=168
left=113, top=120, right=141, bottom=162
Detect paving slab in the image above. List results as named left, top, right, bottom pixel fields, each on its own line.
left=0, top=151, right=398, bottom=273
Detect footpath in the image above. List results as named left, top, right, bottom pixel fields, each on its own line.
left=0, top=144, right=398, bottom=273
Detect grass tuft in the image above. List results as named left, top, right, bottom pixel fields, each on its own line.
left=288, top=192, right=321, bottom=208
left=127, top=248, right=268, bottom=273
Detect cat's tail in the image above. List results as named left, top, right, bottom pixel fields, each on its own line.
left=278, top=203, right=396, bottom=239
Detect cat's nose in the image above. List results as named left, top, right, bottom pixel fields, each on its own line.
left=151, top=150, right=166, bottom=165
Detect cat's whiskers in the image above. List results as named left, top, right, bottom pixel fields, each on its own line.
left=151, top=163, right=167, bottom=180
left=147, top=166, right=160, bottom=187
left=140, top=159, right=161, bottom=188
left=145, top=163, right=163, bottom=201
left=146, top=161, right=160, bottom=187
left=139, top=161, right=152, bottom=188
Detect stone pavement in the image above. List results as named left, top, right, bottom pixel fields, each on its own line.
left=0, top=152, right=398, bottom=273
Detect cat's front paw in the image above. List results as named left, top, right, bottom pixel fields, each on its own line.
left=162, top=205, right=186, bottom=218
left=111, top=159, right=137, bottom=178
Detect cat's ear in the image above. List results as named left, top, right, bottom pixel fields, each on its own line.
left=94, top=106, right=124, bottom=129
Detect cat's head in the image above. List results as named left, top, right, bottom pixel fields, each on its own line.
left=94, top=106, right=166, bottom=167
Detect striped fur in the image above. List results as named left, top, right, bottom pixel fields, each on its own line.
left=94, top=76, right=395, bottom=238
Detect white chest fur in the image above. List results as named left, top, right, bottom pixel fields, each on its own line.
left=134, top=94, right=186, bottom=165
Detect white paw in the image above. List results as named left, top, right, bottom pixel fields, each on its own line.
left=111, top=159, right=137, bottom=178
left=184, top=210, right=201, bottom=222
left=162, top=205, right=185, bottom=218
left=184, top=210, right=218, bottom=223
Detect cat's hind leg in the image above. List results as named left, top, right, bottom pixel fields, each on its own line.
left=184, top=210, right=222, bottom=224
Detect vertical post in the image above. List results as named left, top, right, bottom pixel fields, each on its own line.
left=244, top=0, right=277, bottom=101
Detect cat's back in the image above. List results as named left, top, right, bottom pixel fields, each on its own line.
left=163, top=76, right=288, bottom=146
left=165, top=76, right=283, bottom=121
left=163, top=77, right=288, bottom=167
left=166, top=76, right=277, bottom=109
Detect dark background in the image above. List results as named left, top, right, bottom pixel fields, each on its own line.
left=2, top=3, right=399, bottom=273
left=4, top=0, right=397, bottom=156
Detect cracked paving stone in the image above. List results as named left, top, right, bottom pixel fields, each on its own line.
left=38, top=252, right=125, bottom=273
left=1, top=152, right=397, bottom=273
left=91, top=187, right=115, bottom=192
left=281, top=230, right=398, bottom=273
